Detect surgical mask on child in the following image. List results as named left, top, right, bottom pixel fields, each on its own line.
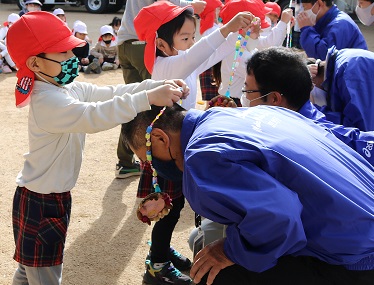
left=162, top=46, right=180, bottom=57
left=305, top=3, right=318, bottom=25
left=240, top=92, right=272, bottom=107
left=355, top=2, right=374, bottom=26
left=38, top=56, right=80, bottom=86
left=310, top=86, right=327, bottom=106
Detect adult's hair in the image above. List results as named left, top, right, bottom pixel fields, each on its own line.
left=122, top=104, right=186, bottom=150
left=156, top=9, right=196, bottom=58
left=246, top=47, right=313, bottom=110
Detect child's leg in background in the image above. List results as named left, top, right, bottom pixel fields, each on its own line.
left=13, top=263, right=63, bottom=285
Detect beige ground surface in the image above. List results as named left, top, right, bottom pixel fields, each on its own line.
left=0, top=4, right=373, bottom=285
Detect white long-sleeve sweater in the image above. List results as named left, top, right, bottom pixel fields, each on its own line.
left=16, top=79, right=164, bottom=194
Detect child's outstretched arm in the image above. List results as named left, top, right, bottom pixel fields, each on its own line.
left=148, top=79, right=190, bottom=107
left=219, top=12, right=254, bottom=38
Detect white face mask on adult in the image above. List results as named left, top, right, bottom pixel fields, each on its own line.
left=240, top=92, right=272, bottom=107
left=355, top=2, right=374, bottom=26
left=305, top=2, right=319, bottom=25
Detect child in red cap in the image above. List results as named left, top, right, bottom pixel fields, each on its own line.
left=133, top=1, right=257, bottom=285
left=6, top=11, right=188, bottom=285
left=265, top=1, right=282, bottom=26
left=135, top=0, right=257, bottom=110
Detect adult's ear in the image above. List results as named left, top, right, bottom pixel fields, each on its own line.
left=25, top=56, right=40, bottom=72
left=151, top=128, right=170, bottom=149
left=269, top=91, right=283, bottom=106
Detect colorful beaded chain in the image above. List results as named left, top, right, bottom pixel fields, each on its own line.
left=225, top=31, right=251, bottom=98
left=225, top=18, right=259, bottom=98
left=145, top=107, right=166, bottom=193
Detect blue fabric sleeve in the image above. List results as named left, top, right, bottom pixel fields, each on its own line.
left=314, top=118, right=374, bottom=166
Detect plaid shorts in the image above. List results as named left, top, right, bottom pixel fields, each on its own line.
left=137, top=162, right=183, bottom=200
left=12, top=187, right=71, bottom=267
left=199, top=68, right=219, bottom=101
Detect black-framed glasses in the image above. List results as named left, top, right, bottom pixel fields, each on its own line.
left=241, top=89, right=267, bottom=94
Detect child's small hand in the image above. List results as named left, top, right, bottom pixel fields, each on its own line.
left=281, top=8, right=294, bottom=24
left=249, top=18, right=261, bottom=39
left=147, top=84, right=185, bottom=107
left=206, top=95, right=238, bottom=110
left=308, top=61, right=319, bottom=78
left=191, top=0, right=207, bottom=15
left=164, top=79, right=190, bottom=99
left=115, top=59, right=120, bottom=66
left=220, top=12, right=254, bottom=38
left=98, top=57, right=104, bottom=64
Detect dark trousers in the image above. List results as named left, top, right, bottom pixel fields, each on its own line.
left=150, top=196, right=185, bottom=263
left=198, top=255, right=374, bottom=285
left=117, top=41, right=151, bottom=166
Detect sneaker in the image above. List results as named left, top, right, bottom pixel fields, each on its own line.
left=85, top=58, right=101, bottom=74
left=92, top=58, right=102, bottom=74
left=146, top=246, right=192, bottom=271
left=2, top=64, right=12, bottom=74
left=143, top=260, right=192, bottom=285
left=84, top=64, right=92, bottom=74
left=102, top=62, right=114, bottom=71
left=169, top=247, right=192, bottom=271
left=115, top=162, right=141, bottom=179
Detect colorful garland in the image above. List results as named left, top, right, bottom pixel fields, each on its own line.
left=225, top=30, right=251, bottom=98
left=145, top=106, right=166, bottom=193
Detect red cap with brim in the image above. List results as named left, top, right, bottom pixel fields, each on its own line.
left=265, top=1, right=281, bottom=18
left=220, top=0, right=272, bottom=29
left=199, top=0, right=224, bottom=35
left=6, top=11, right=86, bottom=108
left=134, top=1, right=193, bottom=74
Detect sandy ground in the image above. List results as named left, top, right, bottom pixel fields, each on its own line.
left=0, top=4, right=373, bottom=285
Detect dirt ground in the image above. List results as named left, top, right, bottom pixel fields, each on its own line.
left=0, top=4, right=373, bottom=285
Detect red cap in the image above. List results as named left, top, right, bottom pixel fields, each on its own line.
left=6, top=11, right=86, bottom=108
left=199, top=0, right=224, bottom=35
left=220, top=0, right=272, bottom=29
left=265, top=1, right=281, bottom=18
left=134, top=1, right=193, bottom=74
